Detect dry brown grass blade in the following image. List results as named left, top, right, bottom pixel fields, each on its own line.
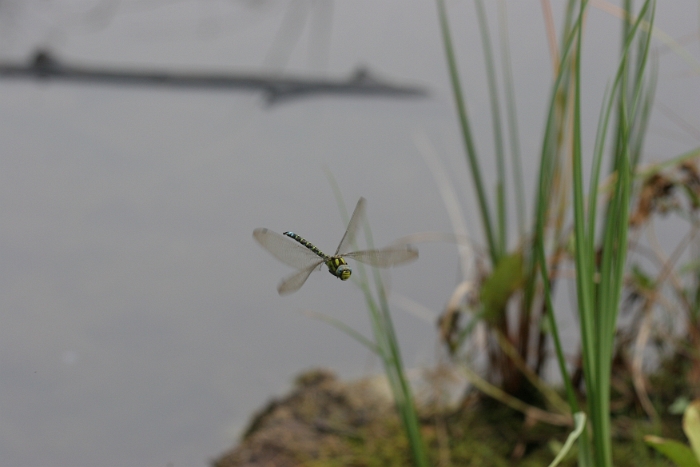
left=459, top=362, right=573, bottom=427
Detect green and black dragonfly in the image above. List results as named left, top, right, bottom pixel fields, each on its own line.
left=253, top=197, right=418, bottom=295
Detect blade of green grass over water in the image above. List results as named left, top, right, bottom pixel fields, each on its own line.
left=323, top=171, right=429, bottom=467
left=497, top=0, right=526, bottom=238
left=436, top=0, right=499, bottom=265
left=475, top=0, right=508, bottom=257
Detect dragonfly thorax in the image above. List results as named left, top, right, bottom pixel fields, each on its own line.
left=326, top=257, right=351, bottom=281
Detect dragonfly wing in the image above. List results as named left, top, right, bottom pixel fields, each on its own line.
left=335, top=197, right=366, bottom=256
left=345, top=245, right=418, bottom=267
left=253, top=228, right=322, bottom=269
left=278, top=263, right=323, bottom=295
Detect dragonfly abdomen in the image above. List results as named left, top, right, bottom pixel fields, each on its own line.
left=284, top=232, right=351, bottom=281
left=283, top=232, right=328, bottom=260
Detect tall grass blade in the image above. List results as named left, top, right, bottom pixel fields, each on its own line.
left=324, top=170, right=429, bottom=467
left=571, top=1, right=656, bottom=465
left=475, top=0, right=508, bottom=257
left=497, top=0, right=526, bottom=237
left=436, top=0, right=499, bottom=264
left=534, top=5, right=593, bottom=464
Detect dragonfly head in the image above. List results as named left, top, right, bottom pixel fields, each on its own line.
left=327, top=257, right=352, bottom=281
left=336, top=264, right=352, bottom=281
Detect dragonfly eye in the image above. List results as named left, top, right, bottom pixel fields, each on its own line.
left=336, top=264, right=352, bottom=281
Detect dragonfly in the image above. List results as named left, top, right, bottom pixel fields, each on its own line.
left=253, top=197, right=418, bottom=295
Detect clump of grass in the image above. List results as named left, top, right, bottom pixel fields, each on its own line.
left=433, top=1, right=683, bottom=466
